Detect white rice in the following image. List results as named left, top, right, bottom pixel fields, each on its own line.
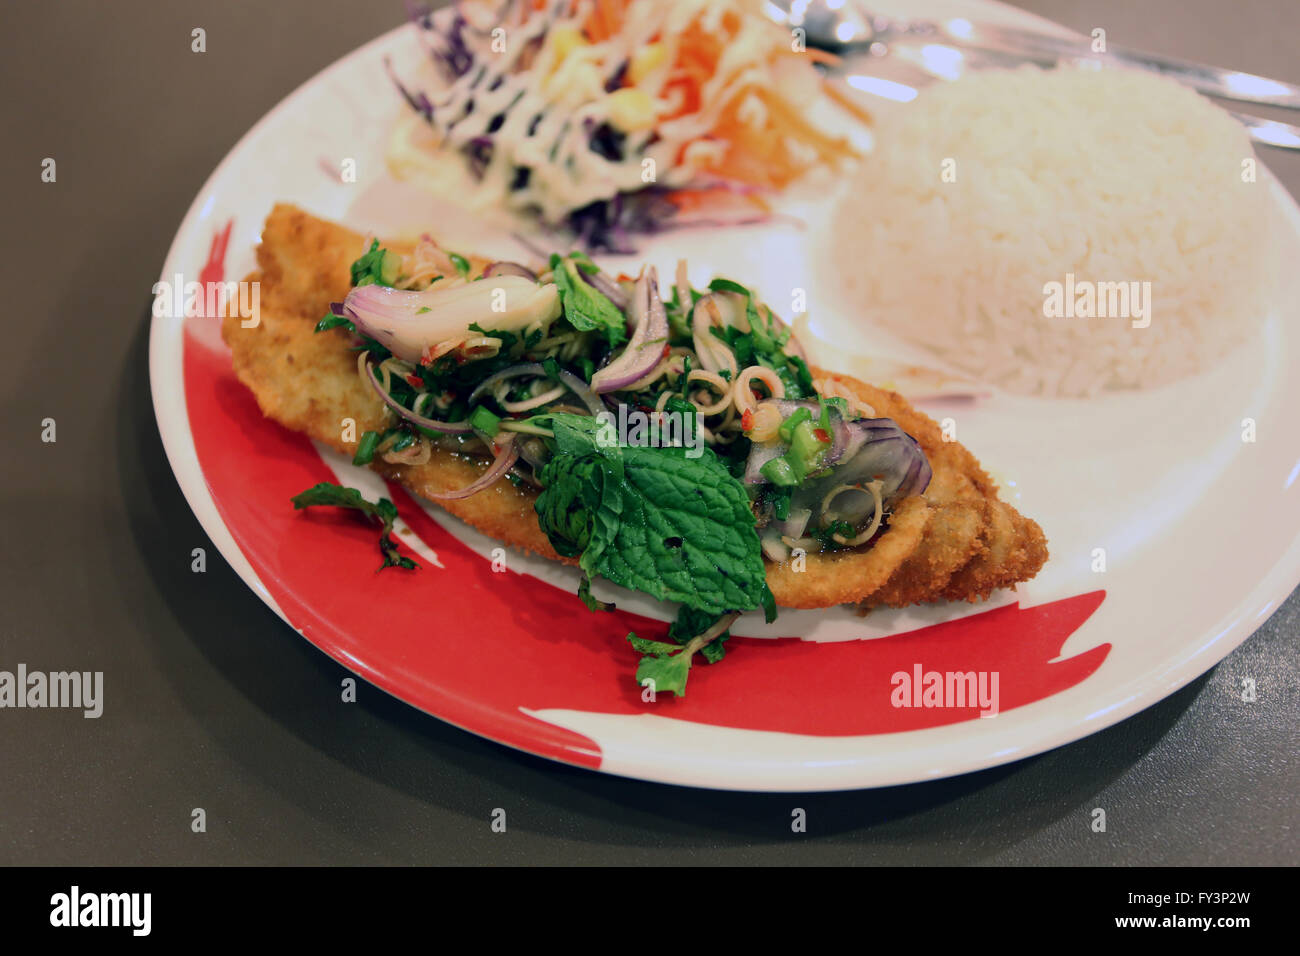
left=829, top=66, right=1275, bottom=397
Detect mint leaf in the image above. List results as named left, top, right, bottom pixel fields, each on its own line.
left=531, top=414, right=770, bottom=693
left=533, top=453, right=620, bottom=560
left=628, top=635, right=681, bottom=656
left=629, top=636, right=694, bottom=697
left=577, top=574, right=615, bottom=612
left=551, top=256, right=626, bottom=347
left=627, top=607, right=736, bottom=697
left=761, top=583, right=778, bottom=624
left=598, top=444, right=763, bottom=613
left=669, top=606, right=730, bottom=663
left=533, top=415, right=766, bottom=616
left=699, top=638, right=728, bottom=665
left=290, top=482, right=417, bottom=572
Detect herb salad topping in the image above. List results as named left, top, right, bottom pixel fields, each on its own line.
left=293, top=235, right=929, bottom=695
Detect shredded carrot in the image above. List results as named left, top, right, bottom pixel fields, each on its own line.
left=556, top=1, right=856, bottom=192
left=751, top=85, right=858, bottom=161
left=584, top=0, right=630, bottom=44
left=667, top=187, right=772, bottom=217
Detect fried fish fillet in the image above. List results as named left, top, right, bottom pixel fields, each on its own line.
left=223, top=204, right=1047, bottom=610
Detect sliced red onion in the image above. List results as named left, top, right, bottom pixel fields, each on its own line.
left=483, top=261, right=537, bottom=280
left=364, top=360, right=471, bottom=434
left=893, top=444, right=932, bottom=501
left=744, top=405, right=931, bottom=507
left=590, top=268, right=669, bottom=394
left=343, top=278, right=560, bottom=364
left=743, top=399, right=849, bottom=482
left=581, top=268, right=630, bottom=311
left=466, top=362, right=604, bottom=416
left=818, top=420, right=932, bottom=504
left=516, top=436, right=551, bottom=471
left=467, top=363, right=546, bottom=406
left=554, top=369, right=605, bottom=416
left=425, top=434, right=519, bottom=500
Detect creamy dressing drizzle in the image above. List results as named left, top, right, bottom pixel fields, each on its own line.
left=393, top=0, right=789, bottom=223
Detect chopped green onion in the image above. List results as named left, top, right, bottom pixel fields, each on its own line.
left=379, top=250, right=402, bottom=286
left=760, top=457, right=799, bottom=487
left=770, top=487, right=793, bottom=520
left=449, top=252, right=471, bottom=277
left=353, top=430, right=381, bottom=466
left=778, top=407, right=812, bottom=443
left=789, top=420, right=828, bottom=476
left=469, top=405, right=502, bottom=436
left=820, top=396, right=849, bottom=427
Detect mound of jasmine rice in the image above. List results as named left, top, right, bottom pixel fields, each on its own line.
left=829, top=66, right=1274, bottom=397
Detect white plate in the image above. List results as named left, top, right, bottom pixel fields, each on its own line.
left=150, top=0, right=1300, bottom=790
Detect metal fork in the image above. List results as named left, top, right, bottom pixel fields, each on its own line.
left=768, top=1, right=1300, bottom=150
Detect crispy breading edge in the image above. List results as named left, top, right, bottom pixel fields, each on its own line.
left=223, top=204, right=569, bottom=563
left=765, top=496, right=931, bottom=608
left=809, top=372, right=1049, bottom=606
left=223, top=204, right=1047, bottom=609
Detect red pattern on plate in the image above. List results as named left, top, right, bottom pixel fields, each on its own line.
left=183, top=306, right=1110, bottom=770
left=195, top=220, right=234, bottom=317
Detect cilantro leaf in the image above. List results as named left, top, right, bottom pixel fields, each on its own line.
left=745, top=297, right=776, bottom=355
left=315, top=313, right=355, bottom=334
left=290, top=482, right=417, bottom=572
left=708, top=277, right=751, bottom=297
left=350, top=240, right=401, bottom=288
left=550, top=255, right=627, bottom=347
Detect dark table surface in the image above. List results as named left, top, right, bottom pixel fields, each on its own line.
left=1, top=0, right=1296, bottom=865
